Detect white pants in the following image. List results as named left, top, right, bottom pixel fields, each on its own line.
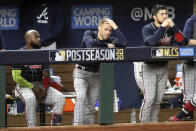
left=73, top=65, right=99, bottom=125
left=183, top=63, right=196, bottom=106
left=133, top=62, right=143, bottom=91
left=139, top=63, right=168, bottom=123
left=15, top=84, right=65, bottom=127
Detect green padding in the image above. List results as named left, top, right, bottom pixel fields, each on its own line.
left=0, top=66, right=6, bottom=127
left=98, top=63, right=114, bottom=124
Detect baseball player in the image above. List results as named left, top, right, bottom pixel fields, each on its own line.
left=12, top=30, right=65, bottom=127
left=169, top=15, right=196, bottom=121
left=73, top=18, right=127, bottom=125
left=133, top=62, right=143, bottom=90
left=133, top=62, right=144, bottom=100
left=140, top=4, right=187, bottom=123
left=133, top=62, right=143, bottom=94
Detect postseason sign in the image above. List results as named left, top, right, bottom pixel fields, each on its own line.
left=49, top=48, right=124, bottom=62
left=0, top=6, right=19, bottom=30
left=71, top=5, right=112, bottom=29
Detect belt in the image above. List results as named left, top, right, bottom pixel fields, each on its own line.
left=76, top=65, right=98, bottom=73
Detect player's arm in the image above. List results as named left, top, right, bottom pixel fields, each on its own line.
left=166, top=19, right=187, bottom=45
left=171, top=26, right=187, bottom=44
left=142, top=24, right=166, bottom=46
left=82, top=30, right=107, bottom=48
left=11, top=68, right=34, bottom=89
left=42, top=65, right=50, bottom=77
left=107, top=19, right=118, bottom=30
left=42, top=65, right=52, bottom=89
left=187, top=39, right=196, bottom=45
left=183, top=16, right=196, bottom=45
left=112, top=29, right=127, bottom=47
left=106, top=19, right=127, bottom=47
left=43, top=71, right=50, bottom=78
left=172, top=26, right=186, bottom=43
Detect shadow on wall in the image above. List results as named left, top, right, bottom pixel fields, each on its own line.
left=115, top=62, right=142, bottom=109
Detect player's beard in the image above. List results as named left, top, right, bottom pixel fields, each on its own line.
left=31, top=41, right=41, bottom=49
left=157, top=19, right=163, bottom=25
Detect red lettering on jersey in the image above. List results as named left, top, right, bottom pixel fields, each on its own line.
left=29, top=65, right=42, bottom=69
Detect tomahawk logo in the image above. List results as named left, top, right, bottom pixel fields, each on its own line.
left=37, top=7, right=48, bottom=24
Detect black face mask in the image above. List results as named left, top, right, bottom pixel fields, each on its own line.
left=31, top=42, right=41, bottom=49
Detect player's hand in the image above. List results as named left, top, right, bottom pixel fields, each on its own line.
left=107, top=19, right=118, bottom=30
left=108, top=43, right=115, bottom=48
left=167, top=19, right=175, bottom=27
left=103, top=18, right=118, bottom=30
left=161, top=19, right=169, bottom=28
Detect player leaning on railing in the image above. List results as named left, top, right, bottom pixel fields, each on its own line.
left=140, top=4, right=187, bottom=123
left=73, top=18, right=127, bottom=125
left=169, top=14, right=196, bottom=122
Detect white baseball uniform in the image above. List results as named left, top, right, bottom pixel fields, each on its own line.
left=15, top=83, right=65, bottom=126
left=12, top=63, right=65, bottom=127
left=73, top=64, right=99, bottom=125
left=133, top=62, right=143, bottom=91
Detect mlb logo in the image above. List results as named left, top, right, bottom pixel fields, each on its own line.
left=50, top=50, right=66, bottom=61
left=151, top=49, right=163, bottom=57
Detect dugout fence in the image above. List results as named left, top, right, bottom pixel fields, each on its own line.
left=0, top=46, right=195, bottom=127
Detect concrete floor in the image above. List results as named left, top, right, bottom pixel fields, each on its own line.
left=6, top=108, right=194, bottom=127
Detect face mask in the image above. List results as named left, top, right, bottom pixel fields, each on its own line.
left=31, top=42, right=41, bottom=49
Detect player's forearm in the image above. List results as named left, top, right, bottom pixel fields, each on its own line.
left=83, top=30, right=107, bottom=47
left=84, top=39, right=107, bottom=48
left=171, top=25, right=187, bottom=44
left=12, top=70, right=34, bottom=89
left=144, top=26, right=166, bottom=46
left=113, top=29, right=127, bottom=47
left=187, top=39, right=196, bottom=45
left=43, top=69, right=50, bottom=78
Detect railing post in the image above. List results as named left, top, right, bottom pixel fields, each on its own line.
left=98, top=63, right=114, bottom=124
left=0, top=66, right=6, bottom=127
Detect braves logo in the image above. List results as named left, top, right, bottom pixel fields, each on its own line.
left=37, top=7, right=48, bottom=20
left=37, top=7, right=48, bottom=23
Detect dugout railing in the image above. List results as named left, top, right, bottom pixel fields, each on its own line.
left=0, top=46, right=195, bottom=127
